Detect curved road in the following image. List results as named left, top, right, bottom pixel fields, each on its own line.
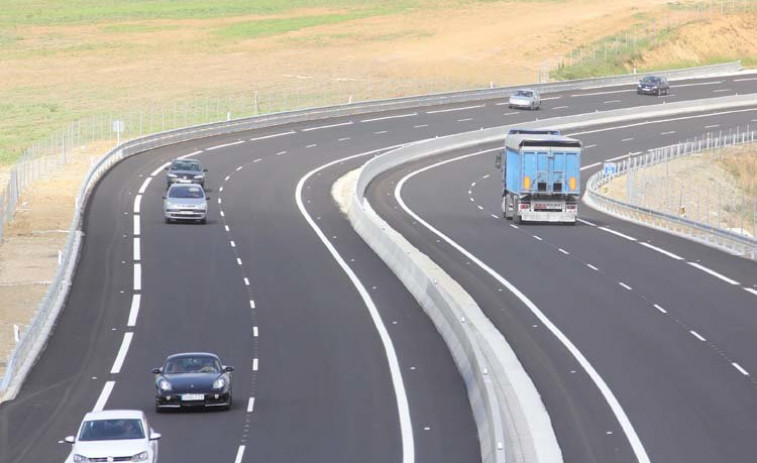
left=0, top=74, right=755, bottom=462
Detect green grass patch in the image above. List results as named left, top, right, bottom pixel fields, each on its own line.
left=215, top=12, right=378, bottom=41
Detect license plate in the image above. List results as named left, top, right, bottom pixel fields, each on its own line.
left=180, top=211, right=195, bottom=215
left=181, top=394, right=204, bottom=401
left=177, top=179, right=192, bottom=183
left=534, top=202, right=561, bottom=210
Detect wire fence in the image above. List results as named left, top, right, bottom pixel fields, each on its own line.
left=587, top=126, right=757, bottom=259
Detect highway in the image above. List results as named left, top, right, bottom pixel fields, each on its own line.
left=0, top=74, right=755, bottom=463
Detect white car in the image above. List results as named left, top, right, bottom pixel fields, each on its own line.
left=508, top=88, right=541, bottom=110
left=63, top=410, right=161, bottom=463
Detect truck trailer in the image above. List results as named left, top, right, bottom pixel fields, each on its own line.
left=497, top=130, right=582, bottom=224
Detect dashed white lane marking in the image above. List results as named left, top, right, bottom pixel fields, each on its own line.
left=306, top=144, right=317, bottom=148
left=236, top=166, right=243, bottom=172
left=252, top=359, right=259, bottom=371
left=571, top=89, right=634, bottom=97
left=687, top=262, right=739, bottom=285
left=469, top=197, right=474, bottom=202
left=468, top=190, right=472, bottom=195
left=225, top=175, right=231, bottom=182
left=541, top=96, right=562, bottom=101
left=302, top=121, right=354, bottom=132
left=471, top=182, right=476, bottom=187
left=234, top=445, right=246, bottom=463
left=477, top=205, right=484, bottom=210
left=236, top=258, right=243, bottom=266
left=490, top=214, right=499, bottom=219
left=361, top=113, right=417, bottom=123
left=533, top=235, right=543, bottom=241
left=558, top=248, right=570, bottom=255
left=413, top=124, right=429, bottom=128
left=705, top=124, right=720, bottom=129
left=661, top=131, right=676, bottom=135
left=576, top=218, right=596, bottom=226
left=457, top=118, right=474, bottom=122
left=426, top=104, right=485, bottom=114
left=619, top=282, right=633, bottom=291
left=621, top=137, right=634, bottom=142
left=338, top=137, right=351, bottom=142
left=733, top=363, right=750, bottom=376
left=138, top=177, right=152, bottom=194
left=690, top=331, right=706, bottom=342
left=93, top=381, right=115, bottom=412
left=127, top=295, right=141, bottom=327
left=552, top=106, right=570, bottom=110
left=249, top=131, right=295, bottom=141
left=244, top=278, right=250, bottom=286
left=133, top=264, right=142, bottom=291
left=599, top=226, right=637, bottom=241
left=220, top=211, right=225, bottom=217
left=712, top=89, right=731, bottom=93
left=675, top=80, right=723, bottom=88
left=510, top=224, right=519, bottom=229
left=482, top=174, right=490, bottom=179
left=133, top=238, right=141, bottom=262
left=276, top=151, right=287, bottom=155
left=247, top=398, right=255, bottom=413
left=224, top=225, right=230, bottom=232
left=133, top=216, right=141, bottom=236
left=502, top=111, right=519, bottom=116
left=640, top=242, right=684, bottom=260
left=375, top=131, right=388, bottom=134
left=604, top=100, right=622, bottom=104
left=654, top=304, right=668, bottom=314
left=177, top=150, right=203, bottom=160
left=584, top=144, right=597, bottom=149
left=253, top=326, right=259, bottom=337
left=249, top=300, right=256, bottom=309
left=581, top=162, right=601, bottom=171
left=230, top=241, right=236, bottom=248
left=587, top=264, right=599, bottom=271
left=133, top=195, right=142, bottom=214
left=253, top=158, right=262, bottom=163
left=606, top=153, right=632, bottom=162
left=206, top=140, right=244, bottom=151
left=110, top=332, right=134, bottom=374
left=218, top=198, right=222, bottom=205
left=745, top=288, right=757, bottom=297
left=150, top=163, right=170, bottom=177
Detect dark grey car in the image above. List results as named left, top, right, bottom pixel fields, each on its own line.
left=165, top=159, right=207, bottom=188
left=163, top=184, right=208, bottom=224
left=636, top=75, right=669, bottom=95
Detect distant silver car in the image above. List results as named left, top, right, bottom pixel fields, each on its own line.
left=165, top=159, right=207, bottom=188
left=163, top=184, right=208, bottom=224
left=508, top=89, right=541, bottom=110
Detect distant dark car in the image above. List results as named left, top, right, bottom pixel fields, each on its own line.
left=637, top=76, right=669, bottom=96
left=153, top=353, right=233, bottom=411
left=165, top=159, right=207, bottom=188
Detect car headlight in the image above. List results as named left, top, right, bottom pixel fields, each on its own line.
left=131, top=451, right=149, bottom=462
left=158, top=379, right=172, bottom=391
left=193, top=174, right=204, bottom=179
left=213, top=378, right=226, bottom=390
left=73, top=455, right=88, bottom=463
left=167, top=173, right=177, bottom=178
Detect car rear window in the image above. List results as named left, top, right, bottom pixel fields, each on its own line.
left=79, top=419, right=145, bottom=441
left=168, top=186, right=204, bottom=199
left=170, top=160, right=201, bottom=171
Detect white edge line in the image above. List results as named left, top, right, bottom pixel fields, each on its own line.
left=206, top=140, right=245, bottom=151
left=361, top=113, right=417, bottom=123
left=138, top=177, right=152, bottom=194
left=133, top=237, right=141, bottom=262
left=133, top=264, right=142, bottom=291
left=639, top=242, right=684, bottom=260
left=177, top=150, right=203, bottom=160
left=744, top=288, right=757, bottom=297
left=133, top=216, right=141, bottom=237
left=302, top=121, right=354, bottom=132
left=249, top=131, right=295, bottom=142
left=576, top=218, right=596, bottom=226
left=150, top=163, right=170, bottom=177
left=580, top=162, right=601, bottom=171
left=687, top=262, right=740, bottom=285
left=396, top=149, right=650, bottom=462
left=426, top=104, right=485, bottom=114
left=296, top=144, right=414, bottom=463
left=127, top=294, right=141, bottom=327
left=133, top=195, right=141, bottom=215
left=93, top=381, right=115, bottom=412
left=110, top=332, right=134, bottom=374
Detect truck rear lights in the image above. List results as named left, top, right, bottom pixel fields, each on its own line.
left=523, top=176, right=531, bottom=190
left=569, top=177, right=577, bottom=191
left=519, top=203, right=530, bottom=210
left=567, top=204, right=577, bottom=210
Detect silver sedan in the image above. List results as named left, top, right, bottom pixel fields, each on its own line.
left=508, top=89, right=541, bottom=110
left=163, top=184, right=209, bottom=224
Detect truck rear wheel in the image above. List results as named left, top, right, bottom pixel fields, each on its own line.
left=513, top=199, right=523, bottom=224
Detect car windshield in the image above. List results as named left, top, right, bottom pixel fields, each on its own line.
left=514, top=90, right=533, bottom=97
left=168, top=186, right=204, bottom=199
left=170, top=160, right=201, bottom=172
left=78, top=419, right=145, bottom=441
left=641, top=76, right=660, bottom=84
left=165, top=356, right=221, bottom=374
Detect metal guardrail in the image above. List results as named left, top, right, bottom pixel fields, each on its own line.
left=584, top=129, right=757, bottom=260
left=0, top=63, right=750, bottom=402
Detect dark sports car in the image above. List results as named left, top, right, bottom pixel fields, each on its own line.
left=152, top=353, right=234, bottom=411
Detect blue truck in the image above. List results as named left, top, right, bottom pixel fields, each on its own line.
left=497, top=129, right=582, bottom=224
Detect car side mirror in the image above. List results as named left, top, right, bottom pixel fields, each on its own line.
left=152, top=367, right=162, bottom=374
left=64, top=436, right=75, bottom=444
left=224, top=366, right=234, bottom=372
left=149, top=431, right=162, bottom=441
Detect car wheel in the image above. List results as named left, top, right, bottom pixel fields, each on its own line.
left=223, top=393, right=232, bottom=411
left=199, top=218, right=207, bottom=225
left=164, top=218, right=171, bottom=224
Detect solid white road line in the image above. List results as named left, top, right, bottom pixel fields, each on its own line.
left=581, top=162, right=601, bottom=171
left=206, top=140, right=244, bottom=151
left=690, top=331, right=706, bottom=342
left=599, top=226, right=637, bottom=241
left=93, top=381, right=115, bottom=412
left=426, top=104, right=485, bottom=114
left=133, top=195, right=142, bottom=214
left=361, top=113, right=417, bottom=123
left=302, top=121, right=354, bottom=132
left=687, top=262, right=739, bottom=285
left=138, top=177, right=152, bottom=194
left=133, top=216, right=141, bottom=236
left=177, top=150, right=203, bottom=160
left=744, top=288, right=757, bottom=297
left=397, top=149, right=649, bottom=462
left=150, top=163, right=170, bottom=177
left=234, top=445, right=246, bottom=463
left=296, top=145, right=415, bottom=463
left=252, top=359, right=259, bottom=371
left=576, top=218, right=596, bottom=226
left=249, top=131, right=295, bottom=142
left=133, top=264, right=142, bottom=291
left=733, top=363, right=750, bottom=376
left=247, top=398, right=255, bottom=413
left=110, top=332, right=134, bottom=374
left=133, top=238, right=141, bottom=262
left=619, top=282, right=633, bottom=291
left=653, top=304, right=668, bottom=314
left=734, top=77, right=757, bottom=82
left=640, top=242, right=684, bottom=260
left=127, top=295, right=141, bottom=327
